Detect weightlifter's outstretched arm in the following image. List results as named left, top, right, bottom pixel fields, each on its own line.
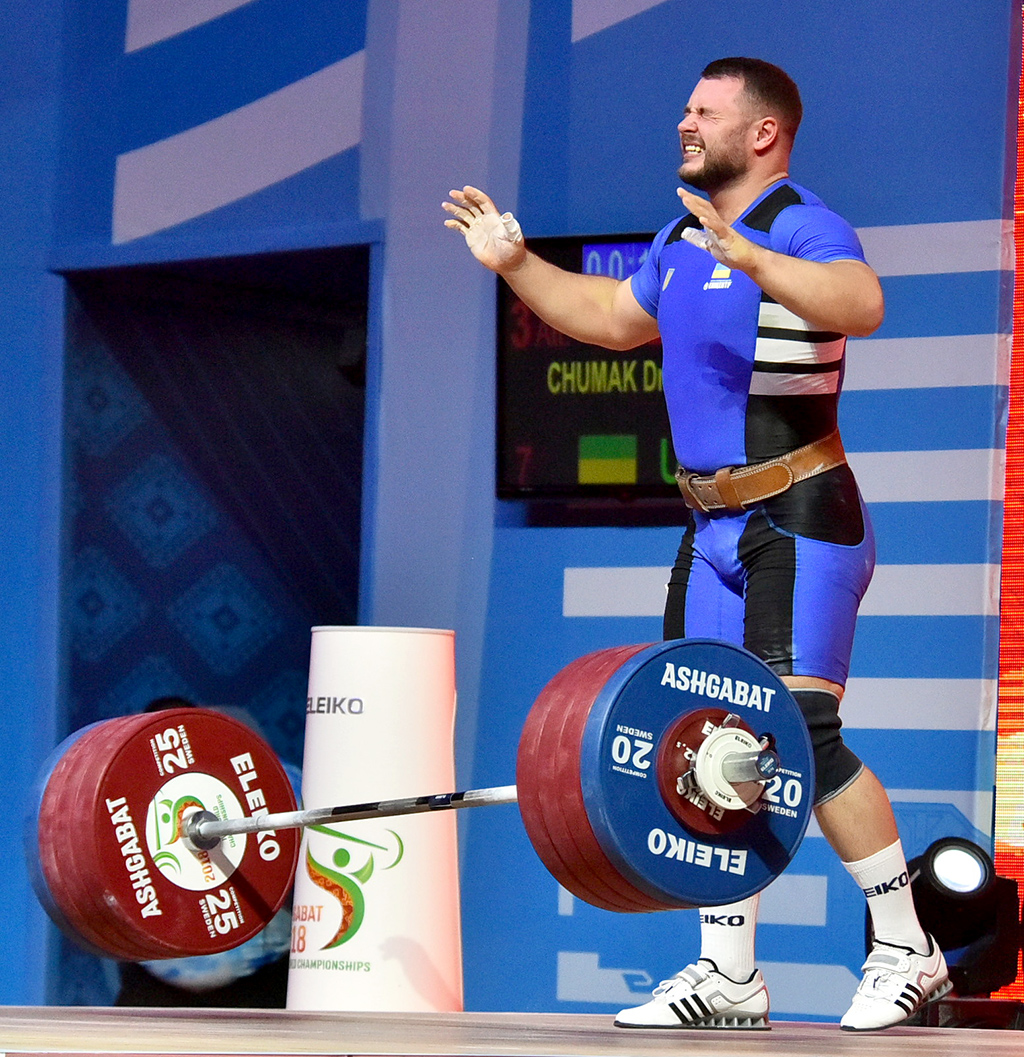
left=443, top=185, right=660, bottom=352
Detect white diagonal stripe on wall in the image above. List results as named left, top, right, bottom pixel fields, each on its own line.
left=859, top=563, right=1000, bottom=616
left=758, top=874, right=828, bottom=926
left=887, top=789, right=994, bottom=838
left=855, top=219, right=1011, bottom=276
left=571, top=0, right=672, bottom=42
left=563, top=566, right=666, bottom=617
left=844, top=333, right=1009, bottom=390
left=847, top=448, right=1004, bottom=502
left=841, top=678, right=997, bottom=730
left=125, top=0, right=258, bottom=53
left=563, top=563, right=997, bottom=619
left=113, top=50, right=365, bottom=243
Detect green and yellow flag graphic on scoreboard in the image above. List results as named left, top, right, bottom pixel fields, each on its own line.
left=578, top=434, right=638, bottom=484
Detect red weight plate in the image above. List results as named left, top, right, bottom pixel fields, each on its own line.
left=655, top=708, right=761, bottom=837
left=38, top=720, right=158, bottom=960
left=517, top=650, right=636, bottom=909
left=26, top=717, right=108, bottom=939
left=515, top=666, right=586, bottom=899
left=36, top=724, right=124, bottom=958
left=55, top=719, right=160, bottom=959
left=519, top=652, right=647, bottom=912
left=81, top=709, right=299, bottom=958
left=542, top=665, right=667, bottom=910
left=53, top=716, right=178, bottom=961
left=547, top=649, right=680, bottom=911
left=60, top=716, right=188, bottom=960
left=518, top=646, right=675, bottom=912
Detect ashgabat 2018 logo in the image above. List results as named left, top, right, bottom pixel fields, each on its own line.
left=302, top=824, right=404, bottom=948
left=145, top=773, right=247, bottom=890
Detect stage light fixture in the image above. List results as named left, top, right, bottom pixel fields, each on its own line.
left=907, top=838, right=1022, bottom=997
left=929, top=840, right=990, bottom=894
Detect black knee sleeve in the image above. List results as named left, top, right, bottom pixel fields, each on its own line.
left=791, top=688, right=863, bottom=805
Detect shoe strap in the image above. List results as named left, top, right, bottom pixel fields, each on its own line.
left=655, top=961, right=713, bottom=995
left=856, top=969, right=909, bottom=1002
left=861, top=946, right=911, bottom=974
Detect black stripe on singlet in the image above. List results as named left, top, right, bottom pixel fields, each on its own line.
left=665, top=213, right=702, bottom=245
left=756, top=325, right=844, bottom=343
left=737, top=511, right=796, bottom=676
left=663, top=517, right=697, bottom=640
left=743, top=184, right=803, bottom=231
left=752, top=360, right=842, bottom=376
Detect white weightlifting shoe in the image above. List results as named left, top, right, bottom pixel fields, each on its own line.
left=614, top=959, right=770, bottom=1029
left=840, top=936, right=951, bottom=1031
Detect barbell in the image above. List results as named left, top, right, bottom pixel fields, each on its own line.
left=27, top=638, right=814, bottom=960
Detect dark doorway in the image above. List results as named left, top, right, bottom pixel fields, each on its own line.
left=62, top=245, right=369, bottom=758
left=57, top=246, right=368, bottom=1006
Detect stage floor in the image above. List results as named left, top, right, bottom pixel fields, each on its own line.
left=0, top=1007, right=1021, bottom=1057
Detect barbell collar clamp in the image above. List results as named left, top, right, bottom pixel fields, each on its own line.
left=721, top=748, right=781, bottom=785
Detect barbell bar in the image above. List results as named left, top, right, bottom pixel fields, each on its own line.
left=184, top=738, right=781, bottom=952
left=184, top=785, right=521, bottom=850
left=28, top=637, right=813, bottom=961
left=184, top=739, right=779, bottom=850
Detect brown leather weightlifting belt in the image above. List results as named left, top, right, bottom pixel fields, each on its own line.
left=675, top=430, right=846, bottom=514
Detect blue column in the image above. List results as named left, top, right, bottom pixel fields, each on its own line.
left=0, top=0, right=66, bottom=1004
left=360, top=0, right=529, bottom=782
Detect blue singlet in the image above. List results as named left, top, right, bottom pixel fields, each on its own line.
left=631, top=180, right=875, bottom=685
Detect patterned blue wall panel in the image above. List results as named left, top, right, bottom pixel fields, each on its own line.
left=167, top=563, right=284, bottom=678
left=63, top=325, right=316, bottom=752
left=67, top=546, right=149, bottom=663
left=64, top=257, right=367, bottom=751
left=105, top=453, right=221, bottom=568
left=68, top=338, right=153, bottom=457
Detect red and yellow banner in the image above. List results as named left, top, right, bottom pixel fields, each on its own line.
left=993, top=7, right=1024, bottom=1000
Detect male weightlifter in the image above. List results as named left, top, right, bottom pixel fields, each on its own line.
left=443, top=57, right=950, bottom=1031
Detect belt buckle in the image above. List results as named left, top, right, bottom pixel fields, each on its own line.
left=675, top=468, right=713, bottom=513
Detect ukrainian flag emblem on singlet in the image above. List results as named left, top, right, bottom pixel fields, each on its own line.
left=703, top=262, right=732, bottom=291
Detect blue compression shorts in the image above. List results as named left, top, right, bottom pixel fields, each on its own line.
left=663, top=466, right=875, bottom=686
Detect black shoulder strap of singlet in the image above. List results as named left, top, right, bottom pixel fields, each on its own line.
left=664, top=213, right=702, bottom=245
left=742, top=184, right=804, bottom=232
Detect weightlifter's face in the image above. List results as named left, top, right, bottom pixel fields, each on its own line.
left=677, top=76, right=758, bottom=193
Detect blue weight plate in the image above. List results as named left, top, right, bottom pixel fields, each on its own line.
left=578, top=639, right=814, bottom=907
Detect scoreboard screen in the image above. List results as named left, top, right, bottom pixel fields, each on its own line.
left=496, top=234, right=677, bottom=498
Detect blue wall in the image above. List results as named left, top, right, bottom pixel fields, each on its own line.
left=0, top=0, right=1017, bottom=1016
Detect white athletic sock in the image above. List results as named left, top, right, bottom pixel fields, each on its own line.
left=697, top=894, right=759, bottom=981
left=842, top=839, right=928, bottom=953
